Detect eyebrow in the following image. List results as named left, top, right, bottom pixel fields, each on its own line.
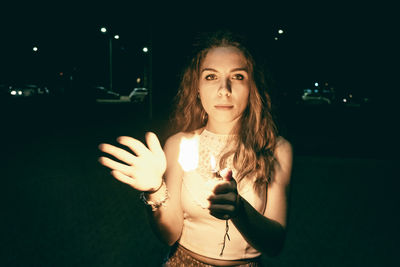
left=201, top=67, right=248, bottom=73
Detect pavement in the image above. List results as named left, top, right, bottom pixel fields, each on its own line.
left=1, top=99, right=398, bottom=266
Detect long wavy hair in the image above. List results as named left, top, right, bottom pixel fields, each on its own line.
left=171, top=30, right=278, bottom=191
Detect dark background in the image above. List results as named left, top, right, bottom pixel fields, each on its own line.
left=1, top=1, right=399, bottom=266
left=1, top=1, right=397, bottom=106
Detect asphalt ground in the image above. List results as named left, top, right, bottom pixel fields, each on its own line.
left=1, top=99, right=398, bottom=266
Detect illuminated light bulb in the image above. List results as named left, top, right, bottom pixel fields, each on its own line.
left=100, top=27, right=107, bottom=33
left=143, top=47, right=148, bottom=53
left=114, top=35, right=119, bottom=39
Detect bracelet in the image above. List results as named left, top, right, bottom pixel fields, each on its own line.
left=140, top=180, right=169, bottom=211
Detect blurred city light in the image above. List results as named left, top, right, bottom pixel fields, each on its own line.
left=136, top=77, right=141, bottom=84
left=315, top=82, right=319, bottom=87
left=100, top=27, right=107, bottom=33
left=278, top=29, right=284, bottom=34
left=33, top=46, right=38, bottom=52
left=143, top=47, right=148, bottom=53
left=274, top=37, right=278, bottom=41
left=114, top=35, right=120, bottom=39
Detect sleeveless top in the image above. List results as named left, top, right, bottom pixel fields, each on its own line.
left=178, top=129, right=267, bottom=260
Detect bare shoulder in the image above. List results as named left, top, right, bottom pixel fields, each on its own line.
left=275, top=136, right=293, bottom=158
left=273, top=136, right=293, bottom=185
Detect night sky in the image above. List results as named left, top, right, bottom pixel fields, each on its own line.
left=0, top=1, right=395, bottom=105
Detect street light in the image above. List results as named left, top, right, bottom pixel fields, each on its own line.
left=100, top=27, right=119, bottom=92
left=140, top=43, right=152, bottom=118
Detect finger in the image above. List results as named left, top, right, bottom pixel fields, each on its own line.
left=208, top=193, right=237, bottom=204
left=220, top=168, right=233, bottom=181
left=98, top=143, right=137, bottom=165
left=209, top=204, right=235, bottom=215
left=110, top=170, right=136, bottom=187
left=98, top=156, right=133, bottom=176
left=145, top=132, right=163, bottom=155
left=117, top=136, right=149, bottom=156
left=213, top=181, right=236, bottom=194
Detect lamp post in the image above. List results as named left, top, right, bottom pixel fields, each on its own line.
left=100, top=27, right=119, bottom=92
left=142, top=42, right=152, bottom=119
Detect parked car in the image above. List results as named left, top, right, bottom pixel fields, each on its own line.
left=8, top=84, right=50, bottom=98
left=129, top=87, right=148, bottom=102
left=338, top=92, right=371, bottom=108
left=301, top=88, right=332, bottom=105
left=94, top=86, right=120, bottom=100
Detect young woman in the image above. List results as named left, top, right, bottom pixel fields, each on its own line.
left=98, top=30, right=293, bottom=266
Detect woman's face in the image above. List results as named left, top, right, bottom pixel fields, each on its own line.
left=198, top=46, right=250, bottom=131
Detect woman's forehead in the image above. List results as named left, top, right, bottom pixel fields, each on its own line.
left=201, top=46, right=247, bottom=69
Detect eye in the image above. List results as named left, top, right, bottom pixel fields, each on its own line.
left=205, top=74, right=217, bottom=80
left=232, top=74, right=245, bottom=80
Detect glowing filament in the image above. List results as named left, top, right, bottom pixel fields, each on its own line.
left=210, top=154, right=217, bottom=172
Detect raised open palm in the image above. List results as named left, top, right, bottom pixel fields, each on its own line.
left=98, top=132, right=166, bottom=192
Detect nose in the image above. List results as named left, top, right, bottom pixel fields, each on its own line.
left=218, top=77, right=231, bottom=97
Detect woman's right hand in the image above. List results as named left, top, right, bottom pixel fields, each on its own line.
left=98, top=132, right=167, bottom=192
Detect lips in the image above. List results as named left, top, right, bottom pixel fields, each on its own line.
left=214, top=104, right=234, bottom=110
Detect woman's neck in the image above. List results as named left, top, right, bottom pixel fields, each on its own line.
left=205, top=118, right=239, bottom=135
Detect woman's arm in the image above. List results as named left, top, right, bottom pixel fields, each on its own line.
left=234, top=138, right=292, bottom=256
left=98, top=132, right=185, bottom=246
left=145, top=133, right=185, bottom=246
left=208, top=137, right=293, bottom=256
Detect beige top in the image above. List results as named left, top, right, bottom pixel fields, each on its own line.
left=178, top=129, right=266, bottom=260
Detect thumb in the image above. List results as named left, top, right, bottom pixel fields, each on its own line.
left=219, top=168, right=233, bottom=181
left=145, top=132, right=163, bottom=155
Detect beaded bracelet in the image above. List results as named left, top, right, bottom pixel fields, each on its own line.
left=140, top=181, right=169, bottom=211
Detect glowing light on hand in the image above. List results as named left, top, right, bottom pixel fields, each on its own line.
left=178, top=136, right=200, bottom=172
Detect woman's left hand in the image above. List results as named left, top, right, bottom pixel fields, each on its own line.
left=207, top=170, right=241, bottom=220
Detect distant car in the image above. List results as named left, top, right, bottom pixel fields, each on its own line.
left=339, top=92, right=370, bottom=108
left=129, top=87, right=148, bottom=102
left=301, top=88, right=332, bottom=105
left=94, top=86, right=120, bottom=100
left=8, top=84, right=50, bottom=98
